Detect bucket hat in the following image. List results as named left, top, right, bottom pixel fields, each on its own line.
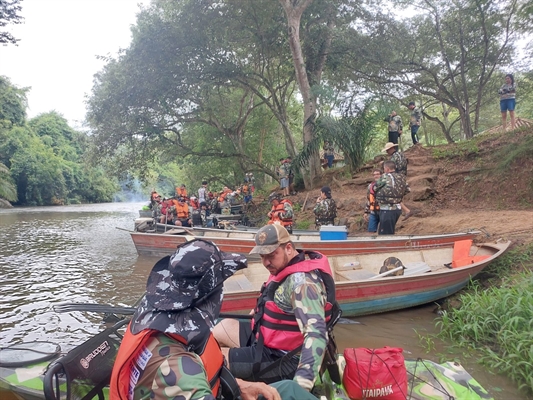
left=130, top=239, right=247, bottom=349
left=382, top=142, right=399, bottom=152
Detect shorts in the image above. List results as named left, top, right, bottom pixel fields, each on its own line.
left=280, top=177, right=289, bottom=189
left=500, top=98, right=515, bottom=112
left=228, top=321, right=299, bottom=383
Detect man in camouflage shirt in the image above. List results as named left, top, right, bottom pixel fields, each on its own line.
left=407, top=101, right=421, bottom=145
left=383, top=142, right=412, bottom=219
left=110, top=239, right=287, bottom=400
left=374, top=160, right=410, bottom=234
left=384, top=110, right=403, bottom=145
left=314, top=186, right=337, bottom=228
left=214, top=224, right=339, bottom=393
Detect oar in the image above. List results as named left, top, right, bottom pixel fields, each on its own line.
left=53, top=302, right=253, bottom=320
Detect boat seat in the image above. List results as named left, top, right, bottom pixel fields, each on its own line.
left=224, top=275, right=254, bottom=292
left=337, top=269, right=377, bottom=281
left=403, top=262, right=431, bottom=275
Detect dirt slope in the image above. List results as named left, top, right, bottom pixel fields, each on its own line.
left=290, top=127, right=533, bottom=246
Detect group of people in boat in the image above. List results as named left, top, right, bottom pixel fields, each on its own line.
left=149, top=177, right=255, bottom=228
left=110, top=223, right=337, bottom=400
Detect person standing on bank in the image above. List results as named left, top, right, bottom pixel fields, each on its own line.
left=374, top=161, right=409, bottom=235
left=383, top=142, right=412, bottom=220
left=314, top=186, right=337, bottom=228
left=499, top=74, right=516, bottom=131
left=323, top=141, right=335, bottom=168
left=384, top=111, right=403, bottom=145
left=363, top=169, right=382, bottom=233
left=407, top=102, right=421, bottom=145
left=213, top=224, right=340, bottom=394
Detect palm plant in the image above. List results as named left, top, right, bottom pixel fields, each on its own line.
left=0, top=162, right=17, bottom=202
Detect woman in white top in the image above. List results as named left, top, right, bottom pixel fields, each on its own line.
left=498, top=74, right=516, bottom=130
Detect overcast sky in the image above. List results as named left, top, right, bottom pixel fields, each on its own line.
left=1, top=0, right=148, bottom=128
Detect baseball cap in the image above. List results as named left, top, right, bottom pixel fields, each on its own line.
left=249, top=225, right=291, bottom=255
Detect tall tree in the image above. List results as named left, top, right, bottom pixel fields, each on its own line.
left=0, top=0, right=23, bottom=45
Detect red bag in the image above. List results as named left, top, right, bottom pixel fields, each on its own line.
left=343, top=347, right=407, bottom=400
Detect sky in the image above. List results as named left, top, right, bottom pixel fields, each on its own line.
left=0, top=0, right=149, bottom=129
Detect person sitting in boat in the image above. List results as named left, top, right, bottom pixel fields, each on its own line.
left=110, top=239, right=313, bottom=400
left=267, top=192, right=294, bottom=234
left=189, top=195, right=200, bottom=210
left=160, top=198, right=177, bottom=225
left=314, top=186, right=337, bottom=228
left=176, top=183, right=188, bottom=200
left=174, top=197, right=192, bottom=227
left=213, top=224, right=341, bottom=393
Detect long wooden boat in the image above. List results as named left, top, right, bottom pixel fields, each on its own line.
left=130, top=226, right=481, bottom=258
left=0, top=308, right=497, bottom=400
left=219, top=239, right=509, bottom=316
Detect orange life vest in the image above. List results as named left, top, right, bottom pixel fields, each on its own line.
left=176, top=187, right=188, bottom=198
left=175, top=202, right=189, bottom=219
left=268, top=199, right=293, bottom=227
left=110, top=324, right=223, bottom=399
left=368, top=183, right=380, bottom=212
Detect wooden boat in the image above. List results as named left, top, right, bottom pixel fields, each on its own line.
left=0, top=300, right=498, bottom=400
left=218, top=239, right=509, bottom=316
left=130, top=226, right=481, bottom=258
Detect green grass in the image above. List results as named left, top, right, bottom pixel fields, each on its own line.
left=435, top=262, right=533, bottom=396
left=294, top=219, right=312, bottom=230
left=432, top=140, right=480, bottom=159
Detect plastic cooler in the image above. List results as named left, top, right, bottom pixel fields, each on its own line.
left=319, top=225, right=348, bottom=240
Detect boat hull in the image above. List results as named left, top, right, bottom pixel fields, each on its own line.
left=130, top=229, right=481, bottom=258
left=219, top=241, right=509, bottom=317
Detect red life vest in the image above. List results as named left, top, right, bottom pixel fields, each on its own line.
left=110, top=323, right=223, bottom=399
left=254, top=252, right=336, bottom=352
left=268, top=199, right=293, bottom=227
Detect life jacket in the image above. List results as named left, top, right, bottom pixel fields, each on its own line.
left=368, top=183, right=380, bottom=213
left=268, top=199, right=293, bottom=227
left=241, top=184, right=249, bottom=195
left=175, top=201, right=189, bottom=219
left=190, top=199, right=200, bottom=210
left=253, top=252, right=336, bottom=352
left=110, top=324, right=224, bottom=399
left=176, top=187, right=188, bottom=198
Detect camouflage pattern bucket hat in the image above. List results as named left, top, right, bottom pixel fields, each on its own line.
left=130, top=239, right=247, bottom=348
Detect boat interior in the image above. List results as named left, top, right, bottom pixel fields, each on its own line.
left=222, top=241, right=497, bottom=294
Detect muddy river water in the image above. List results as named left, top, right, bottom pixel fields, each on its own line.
left=0, top=203, right=527, bottom=399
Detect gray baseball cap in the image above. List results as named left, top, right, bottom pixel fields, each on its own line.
left=249, top=224, right=291, bottom=255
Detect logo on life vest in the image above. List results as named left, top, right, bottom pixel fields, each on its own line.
left=79, top=340, right=111, bottom=369
left=362, top=385, right=394, bottom=397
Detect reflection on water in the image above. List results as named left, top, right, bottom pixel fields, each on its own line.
left=0, top=203, right=526, bottom=398
left=0, top=203, right=150, bottom=349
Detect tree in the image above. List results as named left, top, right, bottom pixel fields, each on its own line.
left=336, top=0, right=524, bottom=141
left=0, top=161, right=17, bottom=201
left=0, top=0, right=23, bottom=45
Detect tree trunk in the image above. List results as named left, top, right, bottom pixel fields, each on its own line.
left=279, top=0, right=321, bottom=189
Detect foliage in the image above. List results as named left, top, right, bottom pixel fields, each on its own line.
left=493, top=130, right=533, bottom=173
left=435, top=243, right=533, bottom=395
left=436, top=272, right=533, bottom=395
left=0, top=161, right=16, bottom=201
left=0, top=0, right=23, bottom=45
left=431, top=140, right=480, bottom=159
left=296, top=102, right=383, bottom=171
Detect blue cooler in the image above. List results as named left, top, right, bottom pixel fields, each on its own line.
left=319, top=225, right=348, bottom=240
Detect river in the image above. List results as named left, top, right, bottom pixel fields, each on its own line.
left=0, top=203, right=526, bottom=399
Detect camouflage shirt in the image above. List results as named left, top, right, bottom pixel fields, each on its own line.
left=409, top=107, right=422, bottom=128
left=133, top=332, right=215, bottom=400
left=374, top=172, right=409, bottom=206
left=273, top=252, right=328, bottom=391
left=278, top=164, right=289, bottom=179
left=390, top=151, right=408, bottom=176
left=314, top=198, right=337, bottom=226
left=384, top=115, right=403, bottom=133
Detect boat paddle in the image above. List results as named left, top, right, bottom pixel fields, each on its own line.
left=53, top=302, right=253, bottom=320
